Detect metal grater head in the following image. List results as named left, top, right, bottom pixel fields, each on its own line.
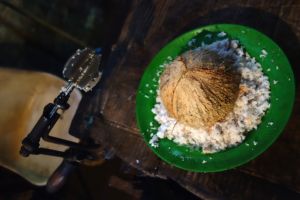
left=63, top=48, right=102, bottom=92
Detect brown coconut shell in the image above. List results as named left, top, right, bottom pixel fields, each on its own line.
left=159, top=49, right=241, bottom=130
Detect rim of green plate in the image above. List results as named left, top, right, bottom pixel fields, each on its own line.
left=136, top=23, right=295, bottom=172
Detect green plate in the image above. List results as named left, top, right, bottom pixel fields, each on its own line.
left=136, top=24, right=295, bottom=172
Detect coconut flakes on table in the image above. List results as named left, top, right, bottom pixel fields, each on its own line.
left=150, top=38, right=270, bottom=153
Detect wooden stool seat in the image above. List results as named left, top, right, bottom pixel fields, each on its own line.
left=0, top=68, right=81, bottom=185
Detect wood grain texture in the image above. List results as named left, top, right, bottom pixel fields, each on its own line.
left=78, top=0, right=300, bottom=198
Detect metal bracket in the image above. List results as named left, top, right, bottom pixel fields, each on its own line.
left=19, top=48, right=102, bottom=163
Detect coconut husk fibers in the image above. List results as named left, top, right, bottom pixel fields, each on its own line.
left=159, top=49, right=241, bottom=130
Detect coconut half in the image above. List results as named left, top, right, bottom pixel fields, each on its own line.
left=159, top=49, right=241, bottom=130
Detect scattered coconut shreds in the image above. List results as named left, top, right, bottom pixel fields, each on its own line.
left=188, top=38, right=196, bottom=46
left=180, top=156, right=185, bottom=161
left=236, top=48, right=244, bottom=57
left=260, top=49, right=268, bottom=58
left=276, top=66, right=279, bottom=70
left=253, top=141, right=258, bottom=146
left=288, top=78, right=291, bottom=81
left=267, top=68, right=271, bottom=72
left=145, top=84, right=149, bottom=87
left=150, top=37, right=270, bottom=154
left=268, top=122, right=274, bottom=126
left=136, top=160, right=140, bottom=164
left=149, top=135, right=159, bottom=147
left=202, top=160, right=207, bottom=164
left=144, top=95, right=150, bottom=99
left=245, top=143, right=250, bottom=146
left=209, top=157, right=213, bottom=160
left=205, top=34, right=212, bottom=38
left=273, top=80, right=278, bottom=85
left=217, top=31, right=226, bottom=37
left=231, top=40, right=239, bottom=49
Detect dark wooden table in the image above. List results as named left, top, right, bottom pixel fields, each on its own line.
left=72, top=0, right=300, bottom=199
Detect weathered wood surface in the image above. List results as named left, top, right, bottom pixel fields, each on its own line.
left=73, top=0, right=300, bottom=199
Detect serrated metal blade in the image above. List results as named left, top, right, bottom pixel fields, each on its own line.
left=63, top=48, right=102, bottom=92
